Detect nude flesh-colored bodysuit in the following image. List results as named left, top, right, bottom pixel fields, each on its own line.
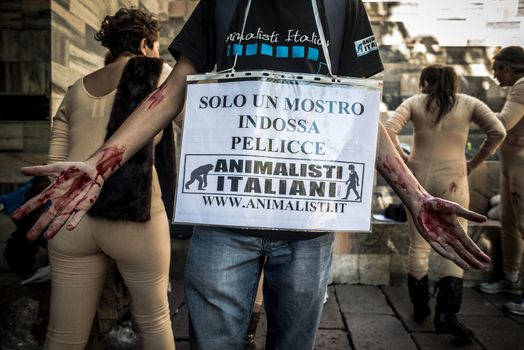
left=386, top=93, right=505, bottom=279
left=45, top=64, right=176, bottom=350
left=498, top=77, right=524, bottom=274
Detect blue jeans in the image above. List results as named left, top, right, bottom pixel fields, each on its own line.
left=184, top=226, right=335, bottom=350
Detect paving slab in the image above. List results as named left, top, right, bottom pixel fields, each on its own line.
left=482, top=292, right=518, bottom=309
left=319, top=286, right=345, bottom=329
left=460, top=288, right=504, bottom=316
left=382, top=286, right=435, bottom=332
left=460, top=315, right=524, bottom=350
left=4, top=266, right=524, bottom=350
left=476, top=291, right=524, bottom=324
left=412, top=333, right=483, bottom=350
left=251, top=312, right=351, bottom=350
left=344, top=313, right=417, bottom=350
left=504, top=310, right=524, bottom=325
left=336, top=285, right=392, bottom=315
left=314, top=329, right=352, bottom=350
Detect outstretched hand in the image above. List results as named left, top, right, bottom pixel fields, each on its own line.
left=12, top=161, right=103, bottom=240
left=414, top=195, right=490, bottom=270
left=12, top=145, right=124, bottom=240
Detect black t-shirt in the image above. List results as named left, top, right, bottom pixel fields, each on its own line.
left=169, top=0, right=384, bottom=77
left=169, top=0, right=383, bottom=239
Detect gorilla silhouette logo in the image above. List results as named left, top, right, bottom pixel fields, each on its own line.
left=185, top=163, right=214, bottom=190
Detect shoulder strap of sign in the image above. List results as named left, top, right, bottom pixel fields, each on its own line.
left=214, top=0, right=347, bottom=74
left=215, top=0, right=241, bottom=64
left=324, top=0, right=347, bottom=74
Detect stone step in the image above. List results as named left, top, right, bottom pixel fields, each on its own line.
left=329, top=220, right=503, bottom=287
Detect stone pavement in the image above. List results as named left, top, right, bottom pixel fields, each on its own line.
left=169, top=282, right=524, bottom=350
left=2, top=274, right=524, bottom=349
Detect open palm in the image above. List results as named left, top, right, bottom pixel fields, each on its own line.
left=414, top=195, right=490, bottom=269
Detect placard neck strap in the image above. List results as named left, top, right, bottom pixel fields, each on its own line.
left=311, top=0, right=334, bottom=77
left=219, top=0, right=252, bottom=73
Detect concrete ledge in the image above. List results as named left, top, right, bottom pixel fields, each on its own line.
left=0, top=211, right=506, bottom=288
left=329, top=220, right=504, bottom=287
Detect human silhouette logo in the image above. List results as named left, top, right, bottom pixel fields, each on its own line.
left=185, top=164, right=214, bottom=190
left=342, top=164, right=361, bottom=201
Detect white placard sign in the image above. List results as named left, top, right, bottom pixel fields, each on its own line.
left=174, top=71, right=382, bottom=232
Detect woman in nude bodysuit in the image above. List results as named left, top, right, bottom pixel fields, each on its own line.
left=386, top=65, right=505, bottom=336
left=479, top=46, right=524, bottom=316
left=44, top=8, right=176, bottom=349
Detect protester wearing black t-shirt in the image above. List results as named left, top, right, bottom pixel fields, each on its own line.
left=170, top=0, right=383, bottom=242
left=15, top=1, right=492, bottom=349
left=169, top=3, right=385, bottom=347
left=170, top=0, right=383, bottom=77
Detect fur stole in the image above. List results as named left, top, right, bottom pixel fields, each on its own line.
left=89, top=57, right=176, bottom=221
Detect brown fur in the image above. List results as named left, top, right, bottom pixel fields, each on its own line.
left=89, top=57, right=175, bottom=221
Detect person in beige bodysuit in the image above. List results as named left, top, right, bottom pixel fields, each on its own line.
left=478, top=46, right=524, bottom=316
left=386, top=65, right=505, bottom=337
left=44, top=8, right=176, bottom=349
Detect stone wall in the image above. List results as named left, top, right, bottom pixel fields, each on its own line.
left=0, top=0, right=52, bottom=187
left=0, top=0, right=197, bottom=185
left=0, top=0, right=50, bottom=122
left=50, top=0, right=199, bottom=115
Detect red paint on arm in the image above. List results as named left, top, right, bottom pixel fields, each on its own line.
left=449, top=181, right=458, bottom=193
left=147, top=82, right=167, bottom=110
left=95, top=145, right=125, bottom=179
left=380, top=153, right=416, bottom=195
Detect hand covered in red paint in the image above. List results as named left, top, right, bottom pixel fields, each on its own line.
left=413, top=195, right=490, bottom=270
left=12, top=161, right=103, bottom=240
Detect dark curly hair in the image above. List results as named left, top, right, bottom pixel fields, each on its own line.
left=94, top=7, right=160, bottom=61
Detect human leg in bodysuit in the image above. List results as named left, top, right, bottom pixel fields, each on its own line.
left=500, top=143, right=524, bottom=276
left=45, top=182, right=174, bottom=350
left=46, top=220, right=110, bottom=349
left=406, top=161, right=472, bottom=336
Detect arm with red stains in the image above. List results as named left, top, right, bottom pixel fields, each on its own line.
left=384, top=98, right=412, bottom=162
left=467, top=97, right=506, bottom=175
left=13, top=56, right=197, bottom=240
left=376, top=123, right=490, bottom=269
